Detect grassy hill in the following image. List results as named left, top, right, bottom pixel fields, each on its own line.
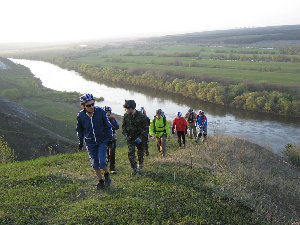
left=1, top=136, right=299, bottom=224
left=0, top=57, right=82, bottom=160
left=145, top=25, right=300, bottom=46
left=0, top=95, right=77, bottom=160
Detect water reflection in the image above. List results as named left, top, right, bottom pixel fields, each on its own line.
left=9, top=58, right=300, bottom=155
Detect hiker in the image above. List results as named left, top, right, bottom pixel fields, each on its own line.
left=139, top=107, right=151, bottom=157
left=195, top=110, right=208, bottom=144
left=122, top=100, right=148, bottom=175
left=76, top=93, right=113, bottom=189
left=185, top=108, right=197, bottom=139
left=172, top=112, right=187, bottom=148
left=149, top=109, right=171, bottom=157
left=104, top=106, right=119, bottom=174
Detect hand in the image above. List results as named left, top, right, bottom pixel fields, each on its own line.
left=135, top=137, right=142, bottom=143
left=107, top=140, right=112, bottom=147
left=151, top=136, right=156, bottom=140
left=167, top=137, right=171, bottom=141
left=78, top=143, right=83, bottom=151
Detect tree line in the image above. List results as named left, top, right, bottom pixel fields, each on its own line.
left=45, top=57, right=300, bottom=117
left=123, top=52, right=300, bottom=63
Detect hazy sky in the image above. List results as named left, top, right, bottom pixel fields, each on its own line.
left=1, top=0, right=300, bottom=43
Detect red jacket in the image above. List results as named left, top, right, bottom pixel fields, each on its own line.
left=172, top=116, right=187, bottom=133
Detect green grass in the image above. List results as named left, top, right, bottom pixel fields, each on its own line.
left=1, top=136, right=299, bottom=224
left=70, top=47, right=300, bottom=85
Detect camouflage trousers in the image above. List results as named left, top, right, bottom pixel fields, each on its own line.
left=187, top=123, right=197, bottom=138
left=141, top=134, right=149, bottom=156
left=127, top=141, right=144, bottom=169
left=156, top=134, right=167, bottom=156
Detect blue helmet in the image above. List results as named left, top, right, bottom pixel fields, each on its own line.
left=199, top=110, right=205, bottom=115
left=80, top=93, right=94, bottom=104
left=104, top=106, right=112, bottom=112
left=177, top=112, right=182, bottom=117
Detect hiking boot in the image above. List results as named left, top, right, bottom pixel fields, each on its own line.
left=104, top=172, right=111, bottom=187
left=202, top=136, right=207, bottom=144
left=131, top=168, right=137, bottom=175
left=96, top=179, right=105, bottom=190
left=138, top=164, right=143, bottom=172
left=110, top=170, right=117, bottom=175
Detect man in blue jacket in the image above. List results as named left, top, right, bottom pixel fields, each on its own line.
left=76, top=93, right=113, bottom=189
left=195, top=110, right=208, bottom=144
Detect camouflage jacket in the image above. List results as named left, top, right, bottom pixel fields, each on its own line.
left=122, top=110, right=148, bottom=140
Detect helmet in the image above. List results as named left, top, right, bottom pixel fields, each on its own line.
left=188, top=108, right=193, bottom=113
left=104, top=106, right=112, bottom=112
left=177, top=112, right=182, bottom=117
left=156, top=109, right=163, bottom=116
left=139, top=107, right=146, bottom=114
left=123, top=100, right=136, bottom=109
left=80, top=93, right=94, bottom=104
left=199, top=110, right=204, bottom=115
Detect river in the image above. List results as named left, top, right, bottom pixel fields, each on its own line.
left=10, top=58, right=300, bottom=155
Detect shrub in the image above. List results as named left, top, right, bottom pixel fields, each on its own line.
left=1, top=88, right=22, bottom=101
left=284, top=144, right=300, bottom=168
left=0, top=136, right=15, bottom=163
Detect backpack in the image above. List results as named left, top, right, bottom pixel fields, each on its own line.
left=187, top=112, right=194, bottom=123
left=153, top=115, right=166, bottom=134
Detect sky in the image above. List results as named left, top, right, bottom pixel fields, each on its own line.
left=1, top=0, right=300, bottom=43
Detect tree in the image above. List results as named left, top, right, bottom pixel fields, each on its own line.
left=0, top=136, right=15, bottom=163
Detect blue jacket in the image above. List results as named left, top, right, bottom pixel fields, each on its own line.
left=76, top=106, right=113, bottom=145
left=195, top=115, right=207, bottom=128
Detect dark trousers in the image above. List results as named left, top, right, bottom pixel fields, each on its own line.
left=107, top=140, right=117, bottom=171
left=177, top=131, right=185, bottom=147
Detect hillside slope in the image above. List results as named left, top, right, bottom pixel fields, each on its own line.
left=1, top=136, right=299, bottom=224
left=0, top=57, right=79, bottom=160
left=0, top=95, right=76, bottom=160
left=145, top=24, right=300, bottom=46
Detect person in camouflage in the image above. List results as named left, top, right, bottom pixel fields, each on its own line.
left=122, top=100, right=148, bottom=175
left=185, top=108, right=197, bottom=139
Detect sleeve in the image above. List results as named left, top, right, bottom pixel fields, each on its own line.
left=76, top=114, right=84, bottom=144
left=184, top=118, right=187, bottom=126
left=103, top=112, right=113, bottom=140
left=122, top=116, right=127, bottom=136
left=165, top=120, right=171, bottom=137
left=172, top=118, right=176, bottom=134
left=110, top=117, right=119, bottom=130
left=149, top=119, right=155, bottom=137
left=184, top=112, right=189, bottom=120
left=195, top=115, right=198, bottom=127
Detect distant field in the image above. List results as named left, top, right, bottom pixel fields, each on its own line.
left=70, top=45, right=300, bottom=85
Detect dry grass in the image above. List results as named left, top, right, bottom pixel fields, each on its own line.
left=157, top=135, right=300, bottom=224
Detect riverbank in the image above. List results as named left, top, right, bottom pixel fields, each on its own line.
left=8, top=58, right=300, bottom=155
left=1, top=135, right=299, bottom=224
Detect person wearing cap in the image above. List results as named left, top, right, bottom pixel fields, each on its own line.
left=185, top=108, right=197, bottom=139
left=195, top=110, right=208, bottom=144
left=122, top=100, right=148, bottom=175
left=139, top=107, right=151, bottom=157
left=76, top=93, right=113, bottom=189
left=149, top=109, right=171, bottom=157
left=172, top=112, right=188, bottom=148
left=104, top=106, right=119, bottom=174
